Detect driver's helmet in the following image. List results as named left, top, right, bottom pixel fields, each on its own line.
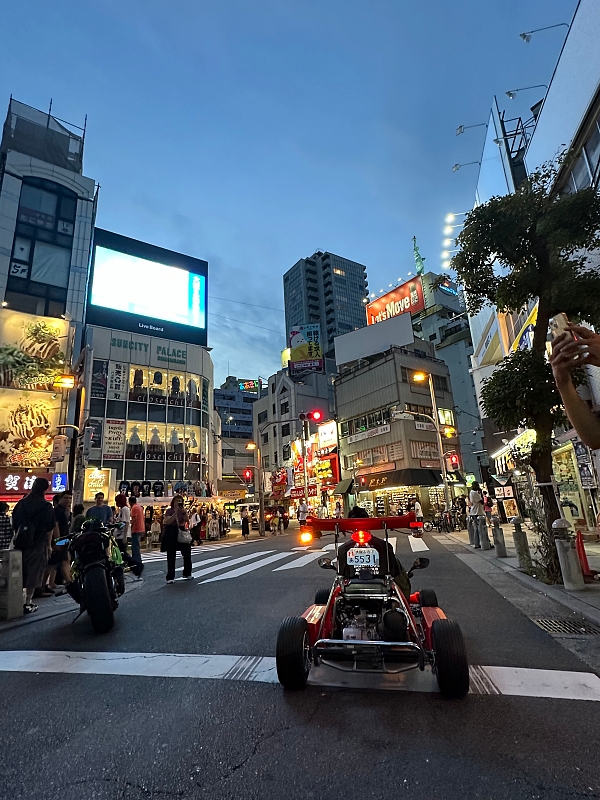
left=81, top=517, right=103, bottom=532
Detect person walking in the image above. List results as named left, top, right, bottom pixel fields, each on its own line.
left=483, top=491, right=494, bottom=527
left=241, top=506, right=250, bottom=539
left=468, top=482, right=492, bottom=549
left=12, top=477, right=55, bottom=614
left=47, top=491, right=72, bottom=591
left=297, top=499, right=308, bottom=525
left=161, top=494, right=192, bottom=583
left=190, top=508, right=201, bottom=544
left=114, top=494, right=143, bottom=577
left=0, top=502, right=13, bottom=549
left=129, top=496, right=145, bottom=566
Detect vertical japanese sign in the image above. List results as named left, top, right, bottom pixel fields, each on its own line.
left=102, top=419, right=126, bottom=460
left=288, top=324, right=323, bottom=374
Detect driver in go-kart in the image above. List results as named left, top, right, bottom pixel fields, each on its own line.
left=337, top=505, right=411, bottom=599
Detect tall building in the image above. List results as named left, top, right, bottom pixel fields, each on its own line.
left=214, top=377, right=264, bottom=487
left=283, top=251, right=369, bottom=356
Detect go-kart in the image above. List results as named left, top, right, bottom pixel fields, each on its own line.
left=276, top=516, right=470, bottom=698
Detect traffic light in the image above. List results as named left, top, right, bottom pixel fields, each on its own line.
left=299, top=410, right=322, bottom=422
left=243, top=468, right=253, bottom=483
left=448, top=453, right=460, bottom=471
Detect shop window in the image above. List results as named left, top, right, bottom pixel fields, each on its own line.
left=125, top=461, right=144, bottom=481
left=438, top=408, right=455, bottom=426
left=185, top=407, right=201, bottom=427
left=147, top=424, right=166, bottom=461
left=202, top=378, right=209, bottom=411
left=148, top=403, right=167, bottom=422
left=125, top=423, right=146, bottom=460
left=166, top=425, right=184, bottom=461
left=372, top=445, right=388, bottom=465
left=168, top=404, right=185, bottom=424
left=149, top=369, right=167, bottom=405
left=187, top=375, right=201, bottom=408
left=145, top=460, right=165, bottom=481
left=168, top=369, right=186, bottom=407
left=90, top=398, right=106, bottom=418
left=185, top=426, right=201, bottom=462
left=106, top=400, right=127, bottom=419
left=129, top=366, right=148, bottom=403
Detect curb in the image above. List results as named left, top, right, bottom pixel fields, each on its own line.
left=443, top=532, right=600, bottom=628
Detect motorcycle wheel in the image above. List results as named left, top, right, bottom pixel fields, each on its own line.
left=84, top=566, right=115, bottom=634
left=276, top=616, right=311, bottom=689
left=432, top=619, right=469, bottom=698
left=423, top=522, right=433, bottom=532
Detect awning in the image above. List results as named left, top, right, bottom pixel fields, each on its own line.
left=333, top=478, right=354, bottom=495
left=446, top=471, right=466, bottom=485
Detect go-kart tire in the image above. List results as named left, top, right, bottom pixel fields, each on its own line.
left=314, top=588, right=330, bottom=605
left=419, top=589, right=438, bottom=607
left=276, top=616, right=311, bottom=690
left=84, top=566, right=115, bottom=634
left=432, top=619, right=469, bottom=698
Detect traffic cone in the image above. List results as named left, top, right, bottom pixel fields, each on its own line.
left=575, top=530, right=594, bottom=578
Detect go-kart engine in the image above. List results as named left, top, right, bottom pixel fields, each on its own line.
left=338, top=600, right=408, bottom=642
left=340, top=606, right=380, bottom=641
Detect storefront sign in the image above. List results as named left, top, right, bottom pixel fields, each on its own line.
left=108, top=362, right=128, bottom=401
left=318, top=420, right=337, bottom=450
left=219, top=489, right=246, bottom=500
left=0, top=471, right=66, bottom=495
left=102, top=419, right=126, bottom=460
left=289, top=325, right=323, bottom=373
left=290, top=485, right=318, bottom=499
left=0, top=389, right=61, bottom=468
left=415, top=421, right=436, bottom=432
left=348, top=424, right=390, bottom=444
left=238, top=380, right=260, bottom=392
left=83, top=467, right=113, bottom=502
left=0, top=310, right=70, bottom=392
left=420, top=459, right=441, bottom=468
left=365, top=277, right=425, bottom=325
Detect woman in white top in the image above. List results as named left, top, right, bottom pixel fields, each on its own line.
left=468, top=482, right=492, bottom=549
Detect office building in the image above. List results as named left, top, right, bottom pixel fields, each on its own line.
left=214, top=377, right=264, bottom=485
left=283, top=251, right=369, bottom=357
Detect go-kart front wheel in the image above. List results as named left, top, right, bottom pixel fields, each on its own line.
left=276, top=616, right=311, bottom=689
left=432, top=619, right=469, bottom=698
left=314, top=587, right=330, bottom=605
left=419, top=588, right=438, bottom=607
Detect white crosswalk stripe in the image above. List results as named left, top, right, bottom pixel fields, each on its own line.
left=273, top=551, right=325, bottom=571
left=191, top=551, right=275, bottom=579
left=408, top=536, right=430, bottom=552
left=201, top=552, right=291, bottom=582
left=142, top=541, right=249, bottom=563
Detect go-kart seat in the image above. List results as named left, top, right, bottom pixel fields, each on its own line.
left=343, top=578, right=389, bottom=597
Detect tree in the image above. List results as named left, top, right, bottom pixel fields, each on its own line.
left=452, top=156, right=600, bottom=579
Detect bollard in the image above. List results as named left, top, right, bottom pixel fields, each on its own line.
left=510, top=517, right=532, bottom=572
left=491, top=515, right=507, bottom=558
left=553, top=518, right=585, bottom=591
left=478, top=516, right=491, bottom=550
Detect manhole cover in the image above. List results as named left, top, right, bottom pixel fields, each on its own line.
left=533, top=618, right=600, bottom=636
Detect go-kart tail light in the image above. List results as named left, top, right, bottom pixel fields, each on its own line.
left=409, top=521, right=423, bottom=528
left=350, top=530, right=372, bottom=545
left=300, top=531, right=313, bottom=544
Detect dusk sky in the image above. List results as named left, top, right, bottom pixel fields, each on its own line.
left=1, top=0, right=575, bottom=384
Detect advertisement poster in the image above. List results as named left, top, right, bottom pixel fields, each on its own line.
left=502, top=498, right=519, bottom=519
left=288, top=325, right=323, bottom=374
left=573, top=439, right=597, bottom=488
left=91, top=360, right=108, bottom=399
left=0, top=310, right=69, bottom=391
left=0, top=389, right=61, bottom=468
left=108, top=362, right=128, bottom=401
left=87, top=418, right=103, bottom=449
left=83, top=467, right=113, bottom=502
left=365, top=277, right=425, bottom=325
left=318, top=420, right=337, bottom=450
left=102, top=419, right=126, bottom=460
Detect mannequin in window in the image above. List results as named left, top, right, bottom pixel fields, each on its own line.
left=169, top=427, right=183, bottom=457
left=127, top=425, right=143, bottom=459
left=148, top=426, right=162, bottom=458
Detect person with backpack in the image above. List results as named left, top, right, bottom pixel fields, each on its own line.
left=12, top=477, right=56, bottom=614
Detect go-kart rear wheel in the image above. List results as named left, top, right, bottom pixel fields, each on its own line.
left=419, top=589, right=438, bottom=607
left=432, top=619, right=469, bottom=698
left=314, top=588, right=330, bottom=605
left=276, top=616, right=311, bottom=689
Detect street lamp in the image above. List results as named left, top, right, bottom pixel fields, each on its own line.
left=226, top=415, right=233, bottom=437
left=245, top=440, right=265, bottom=536
left=452, top=161, right=481, bottom=172
left=519, top=23, right=569, bottom=42
left=455, top=123, right=487, bottom=136
left=410, top=371, right=453, bottom=511
left=505, top=84, right=548, bottom=100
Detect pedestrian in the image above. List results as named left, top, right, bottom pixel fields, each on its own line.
left=190, top=507, right=201, bottom=544
left=270, top=508, right=279, bottom=535
left=468, top=481, right=492, bottom=549
left=12, top=477, right=56, bottom=614
left=46, top=491, right=72, bottom=591
left=457, top=494, right=467, bottom=529
left=483, top=491, right=493, bottom=526
left=85, top=492, right=113, bottom=525
left=334, top=501, right=342, bottom=519
left=71, top=503, right=86, bottom=533
left=241, top=506, right=250, bottom=539
left=150, top=515, right=162, bottom=548
left=413, top=498, right=423, bottom=523
left=113, top=493, right=130, bottom=555
left=0, top=501, right=13, bottom=549
left=129, top=496, right=145, bottom=566
left=297, top=499, right=308, bottom=525
left=161, top=494, right=192, bottom=584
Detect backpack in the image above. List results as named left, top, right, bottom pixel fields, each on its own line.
left=13, top=504, right=47, bottom=550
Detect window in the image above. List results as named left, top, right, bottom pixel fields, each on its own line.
left=282, top=423, right=290, bottom=437
left=30, top=242, right=71, bottom=287
left=400, top=367, right=408, bottom=382
left=433, top=375, right=448, bottom=392
left=572, top=153, right=591, bottom=190
left=283, top=444, right=291, bottom=460
left=340, top=421, right=349, bottom=438
left=273, top=426, right=277, bottom=438
left=410, top=440, right=439, bottom=459
left=257, top=410, right=267, bottom=424
left=263, top=456, right=270, bottom=469
left=271, top=383, right=275, bottom=393
left=333, top=268, right=345, bottom=276
left=222, top=448, right=236, bottom=457
left=584, top=122, right=600, bottom=177
left=273, top=452, right=278, bottom=465
left=429, top=333, right=437, bottom=341
left=438, top=408, right=455, bottom=426
left=388, top=442, right=404, bottom=461
left=372, top=445, right=388, bottom=465
left=262, top=432, right=269, bottom=444
left=280, top=401, right=289, bottom=415
left=272, top=404, right=276, bottom=415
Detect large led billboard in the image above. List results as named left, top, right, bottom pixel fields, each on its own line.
left=87, top=229, right=208, bottom=346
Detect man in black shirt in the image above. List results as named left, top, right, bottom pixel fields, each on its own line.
left=12, top=478, right=55, bottom=613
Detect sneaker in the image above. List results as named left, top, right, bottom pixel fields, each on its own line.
left=166, top=579, right=175, bottom=584
left=23, top=603, right=38, bottom=614
left=474, top=545, right=481, bottom=549
left=183, top=575, right=194, bottom=580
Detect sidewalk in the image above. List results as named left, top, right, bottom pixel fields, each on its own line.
left=440, top=522, right=600, bottom=627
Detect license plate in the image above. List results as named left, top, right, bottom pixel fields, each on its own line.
left=347, top=547, right=379, bottom=568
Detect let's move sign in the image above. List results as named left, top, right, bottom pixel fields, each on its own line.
left=365, top=277, right=425, bottom=325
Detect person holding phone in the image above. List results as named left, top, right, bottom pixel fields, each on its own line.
left=161, top=494, right=192, bottom=583
left=550, top=320, right=600, bottom=450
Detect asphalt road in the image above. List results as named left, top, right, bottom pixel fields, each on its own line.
left=1, top=527, right=599, bottom=800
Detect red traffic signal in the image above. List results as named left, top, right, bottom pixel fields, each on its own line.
left=299, top=410, right=323, bottom=422
left=243, top=469, right=252, bottom=482
left=448, top=454, right=459, bottom=470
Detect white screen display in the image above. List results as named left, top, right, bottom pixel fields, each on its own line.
left=91, top=246, right=206, bottom=329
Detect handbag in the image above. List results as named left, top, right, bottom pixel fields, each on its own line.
left=177, top=527, right=192, bottom=544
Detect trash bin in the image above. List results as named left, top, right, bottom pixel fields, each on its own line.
left=0, top=549, right=23, bottom=620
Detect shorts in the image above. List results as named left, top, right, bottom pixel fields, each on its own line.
left=21, top=541, right=50, bottom=591
left=48, top=547, right=69, bottom=567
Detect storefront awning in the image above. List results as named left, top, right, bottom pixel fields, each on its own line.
left=333, top=478, right=354, bottom=495
left=446, top=471, right=466, bottom=486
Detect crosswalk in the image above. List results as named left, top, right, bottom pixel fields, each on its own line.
left=141, top=541, right=251, bottom=564
left=145, top=533, right=432, bottom=584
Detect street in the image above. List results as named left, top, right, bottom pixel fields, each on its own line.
left=1, top=527, right=600, bottom=800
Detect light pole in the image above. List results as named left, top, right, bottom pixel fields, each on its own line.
left=226, top=415, right=233, bottom=437
left=411, top=371, right=454, bottom=511
left=245, top=440, right=265, bottom=537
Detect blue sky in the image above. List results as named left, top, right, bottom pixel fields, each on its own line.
left=1, top=0, right=576, bottom=385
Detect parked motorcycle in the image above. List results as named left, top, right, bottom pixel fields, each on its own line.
left=56, top=519, right=129, bottom=634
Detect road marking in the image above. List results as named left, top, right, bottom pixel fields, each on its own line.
left=201, top=552, right=291, bottom=582
left=273, top=551, right=325, bottom=571
left=408, top=536, right=430, bottom=553
left=1, top=650, right=599, bottom=700
left=176, top=556, right=229, bottom=572
left=192, top=551, right=275, bottom=579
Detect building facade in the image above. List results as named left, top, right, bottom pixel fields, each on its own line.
left=335, top=341, right=463, bottom=517
left=283, top=251, right=369, bottom=357
left=214, top=377, right=264, bottom=487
